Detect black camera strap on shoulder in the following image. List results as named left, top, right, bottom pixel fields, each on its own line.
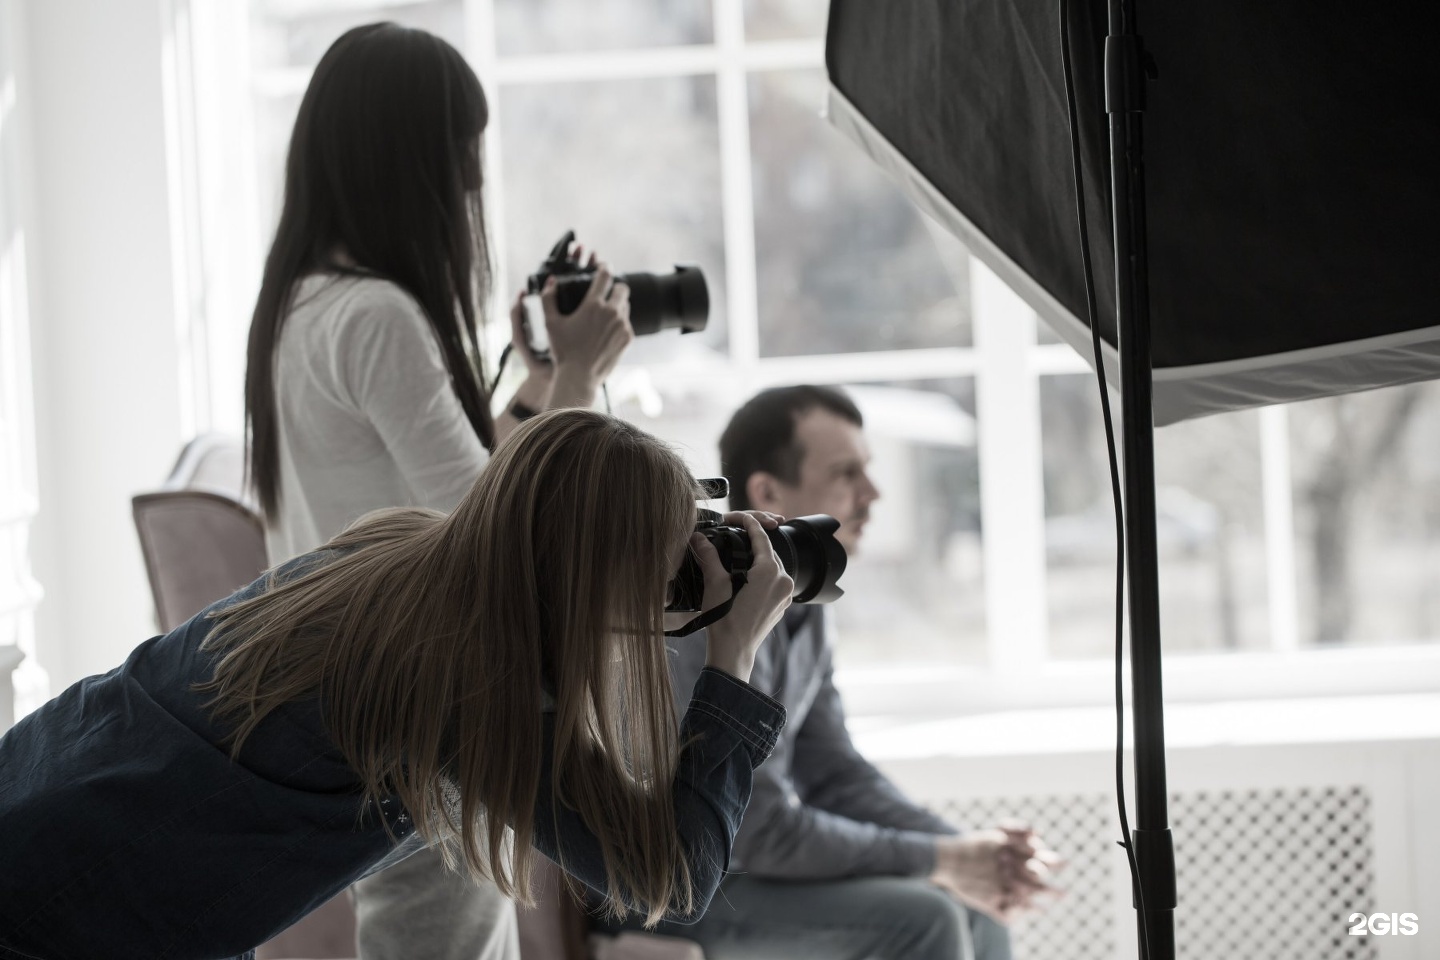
left=663, top=567, right=748, bottom=638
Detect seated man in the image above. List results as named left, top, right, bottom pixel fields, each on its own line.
left=607, top=385, right=1059, bottom=960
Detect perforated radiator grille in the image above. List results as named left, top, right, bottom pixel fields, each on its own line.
left=931, top=785, right=1376, bottom=960
left=1170, top=786, right=1376, bottom=960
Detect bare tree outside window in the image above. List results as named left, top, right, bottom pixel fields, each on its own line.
left=1041, top=375, right=1269, bottom=657
left=1289, top=382, right=1440, bottom=646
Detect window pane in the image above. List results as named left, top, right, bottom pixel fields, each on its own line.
left=253, top=92, right=302, bottom=239
left=600, top=374, right=737, bottom=478
left=1152, top=407, right=1269, bottom=653
left=834, top=379, right=985, bottom=666
left=744, top=0, right=829, bottom=41
left=498, top=77, right=728, bottom=363
left=494, top=0, right=713, bottom=57
left=1041, top=375, right=1270, bottom=658
left=1288, top=382, right=1440, bottom=647
left=250, top=0, right=466, bottom=71
left=749, top=70, right=973, bottom=356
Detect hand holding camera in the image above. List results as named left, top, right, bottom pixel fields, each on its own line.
left=518, top=231, right=709, bottom=408
left=689, top=511, right=795, bottom=684
left=540, top=264, right=634, bottom=391
left=662, top=479, right=849, bottom=682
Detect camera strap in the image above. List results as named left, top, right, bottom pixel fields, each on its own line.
left=664, top=568, right=748, bottom=638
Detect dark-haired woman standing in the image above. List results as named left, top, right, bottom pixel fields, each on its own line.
left=243, top=22, right=632, bottom=960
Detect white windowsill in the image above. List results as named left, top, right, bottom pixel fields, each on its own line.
left=835, top=645, right=1440, bottom=719
left=850, top=691, right=1440, bottom=762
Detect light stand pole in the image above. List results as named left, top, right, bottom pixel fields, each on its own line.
left=1104, top=0, right=1177, bottom=957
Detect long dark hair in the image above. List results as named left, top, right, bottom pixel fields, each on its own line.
left=245, top=23, right=496, bottom=518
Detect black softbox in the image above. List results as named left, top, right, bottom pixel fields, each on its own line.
left=825, top=1, right=1439, bottom=426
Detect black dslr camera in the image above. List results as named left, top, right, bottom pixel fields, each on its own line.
left=666, top=478, right=848, bottom=615
left=523, top=230, right=709, bottom=359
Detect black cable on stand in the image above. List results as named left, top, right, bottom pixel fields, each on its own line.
left=1059, top=2, right=1150, bottom=957
left=1104, top=0, right=1177, bottom=956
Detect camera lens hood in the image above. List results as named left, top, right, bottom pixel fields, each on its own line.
left=774, top=514, right=848, bottom=603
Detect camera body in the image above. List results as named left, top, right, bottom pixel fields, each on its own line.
left=666, top=479, right=848, bottom=614
left=523, top=230, right=709, bottom=359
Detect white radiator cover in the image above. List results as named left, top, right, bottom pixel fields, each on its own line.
left=870, top=719, right=1440, bottom=960
left=933, top=786, right=1377, bottom=960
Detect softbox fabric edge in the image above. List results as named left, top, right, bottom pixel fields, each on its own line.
left=1153, top=325, right=1440, bottom=426
left=826, top=83, right=1440, bottom=427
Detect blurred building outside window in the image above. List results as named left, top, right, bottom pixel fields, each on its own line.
left=170, top=0, right=1440, bottom=713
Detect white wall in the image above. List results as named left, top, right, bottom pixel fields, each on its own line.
left=24, top=0, right=187, bottom=693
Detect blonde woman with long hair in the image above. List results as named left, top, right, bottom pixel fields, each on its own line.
left=0, top=410, right=793, bottom=960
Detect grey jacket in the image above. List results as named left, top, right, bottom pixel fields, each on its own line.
left=668, top=607, right=958, bottom=881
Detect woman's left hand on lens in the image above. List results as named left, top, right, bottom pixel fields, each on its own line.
left=686, top=513, right=783, bottom=613
left=660, top=517, right=774, bottom=635
left=703, top=512, right=793, bottom=683
left=541, top=263, right=635, bottom=386
left=661, top=531, right=735, bottom=636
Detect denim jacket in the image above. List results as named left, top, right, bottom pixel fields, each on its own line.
left=0, top=557, right=785, bottom=960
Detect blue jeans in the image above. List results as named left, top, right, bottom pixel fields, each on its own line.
left=645, top=874, right=1011, bottom=960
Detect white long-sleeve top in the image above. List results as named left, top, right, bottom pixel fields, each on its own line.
left=266, top=274, right=490, bottom=562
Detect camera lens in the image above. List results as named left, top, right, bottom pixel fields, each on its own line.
left=550, top=267, right=708, bottom=338
left=767, top=515, right=848, bottom=604
left=665, top=513, right=847, bottom=614
left=619, top=266, right=709, bottom=336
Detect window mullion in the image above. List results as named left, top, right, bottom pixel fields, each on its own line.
left=972, top=260, right=1048, bottom=672
left=713, top=0, right=760, bottom=384
left=466, top=0, right=512, bottom=357
left=1260, top=404, right=1301, bottom=651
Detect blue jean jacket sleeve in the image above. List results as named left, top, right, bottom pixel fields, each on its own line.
left=529, top=667, right=785, bottom=923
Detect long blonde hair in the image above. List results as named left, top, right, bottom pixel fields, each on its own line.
left=201, top=408, right=700, bottom=923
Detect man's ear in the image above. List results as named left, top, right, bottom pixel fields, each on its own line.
left=746, top=471, right=784, bottom=514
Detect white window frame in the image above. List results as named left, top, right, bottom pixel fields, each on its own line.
left=177, top=0, right=1440, bottom=717
left=1, top=0, right=50, bottom=724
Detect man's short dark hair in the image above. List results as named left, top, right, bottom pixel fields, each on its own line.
left=720, top=385, right=864, bottom=511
